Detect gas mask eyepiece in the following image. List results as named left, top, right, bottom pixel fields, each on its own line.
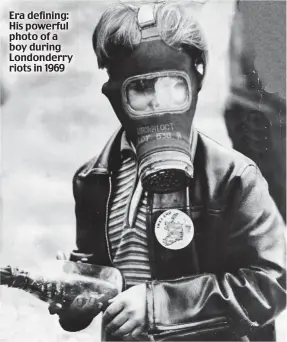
left=124, top=74, right=189, bottom=114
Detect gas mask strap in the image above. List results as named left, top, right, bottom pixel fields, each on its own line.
left=137, top=3, right=162, bottom=41
left=185, top=186, right=200, bottom=273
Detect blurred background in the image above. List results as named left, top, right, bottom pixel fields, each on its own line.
left=0, top=0, right=285, bottom=341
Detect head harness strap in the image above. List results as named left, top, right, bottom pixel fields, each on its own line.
left=137, top=4, right=161, bottom=41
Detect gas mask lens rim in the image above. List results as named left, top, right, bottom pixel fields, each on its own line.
left=122, top=71, right=192, bottom=117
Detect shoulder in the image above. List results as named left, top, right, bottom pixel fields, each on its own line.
left=72, top=156, right=99, bottom=200
left=73, top=156, right=100, bottom=181
left=73, top=127, right=124, bottom=185
left=195, top=131, right=265, bottom=202
left=196, top=130, right=256, bottom=177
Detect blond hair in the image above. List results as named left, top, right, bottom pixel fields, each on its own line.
left=93, top=2, right=207, bottom=70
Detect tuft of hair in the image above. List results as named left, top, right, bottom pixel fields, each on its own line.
left=93, top=1, right=207, bottom=70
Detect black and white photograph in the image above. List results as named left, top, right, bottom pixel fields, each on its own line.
left=0, top=0, right=286, bottom=341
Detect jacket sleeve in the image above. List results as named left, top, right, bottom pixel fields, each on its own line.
left=146, top=164, right=286, bottom=337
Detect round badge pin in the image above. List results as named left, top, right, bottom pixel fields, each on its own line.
left=155, top=209, right=194, bottom=250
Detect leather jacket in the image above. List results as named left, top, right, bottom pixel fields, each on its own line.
left=63, top=127, right=286, bottom=341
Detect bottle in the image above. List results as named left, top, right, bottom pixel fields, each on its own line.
left=0, top=260, right=123, bottom=316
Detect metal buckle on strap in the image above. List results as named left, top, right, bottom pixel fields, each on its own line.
left=137, top=3, right=161, bottom=41
left=138, top=4, right=157, bottom=29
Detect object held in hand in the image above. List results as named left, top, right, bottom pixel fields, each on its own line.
left=0, top=260, right=124, bottom=318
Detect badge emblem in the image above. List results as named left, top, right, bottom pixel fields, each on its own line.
left=155, top=209, right=194, bottom=250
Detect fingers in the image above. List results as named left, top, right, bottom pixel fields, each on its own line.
left=112, top=320, right=137, bottom=338
left=86, top=294, right=103, bottom=311
left=102, top=298, right=125, bottom=326
left=71, top=295, right=88, bottom=310
left=56, top=251, right=67, bottom=260
left=103, top=285, right=147, bottom=338
left=105, top=311, right=129, bottom=335
left=70, top=292, right=103, bottom=316
left=108, top=296, right=117, bottom=304
left=122, top=327, right=143, bottom=341
left=129, top=327, right=145, bottom=340
left=48, top=302, right=62, bottom=315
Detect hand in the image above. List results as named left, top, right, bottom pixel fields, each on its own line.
left=48, top=251, right=68, bottom=317
left=49, top=291, right=96, bottom=332
left=49, top=251, right=102, bottom=320
left=49, top=290, right=104, bottom=317
left=48, top=251, right=105, bottom=332
left=102, top=284, right=147, bottom=340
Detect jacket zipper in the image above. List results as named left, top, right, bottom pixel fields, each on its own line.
left=105, top=175, right=114, bottom=267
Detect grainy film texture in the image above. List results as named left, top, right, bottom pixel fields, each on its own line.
left=0, top=0, right=285, bottom=341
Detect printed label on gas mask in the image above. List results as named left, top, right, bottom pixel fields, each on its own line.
left=137, top=123, right=175, bottom=135
left=136, top=124, right=183, bottom=144
left=155, top=209, right=194, bottom=250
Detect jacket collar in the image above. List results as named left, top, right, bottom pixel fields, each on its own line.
left=120, top=131, right=136, bottom=158
left=78, top=126, right=198, bottom=177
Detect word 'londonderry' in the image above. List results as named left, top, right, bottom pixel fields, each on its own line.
left=9, top=53, right=73, bottom=64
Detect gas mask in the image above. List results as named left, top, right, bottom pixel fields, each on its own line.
left=102, top=4, right=205, bottom=193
